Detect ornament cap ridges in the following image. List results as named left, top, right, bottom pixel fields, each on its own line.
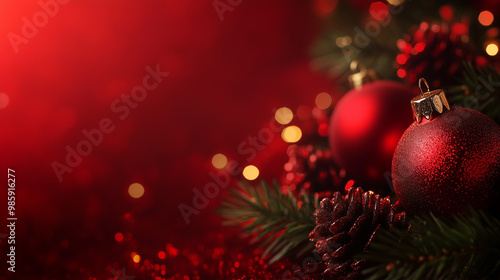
left=411, top=78, right=450, bottom=123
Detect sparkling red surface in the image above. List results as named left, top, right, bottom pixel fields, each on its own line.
left=392, top=107, right=500, bottom=216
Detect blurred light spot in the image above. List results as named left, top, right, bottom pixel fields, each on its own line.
left=479, top=11, right=494, bottom=26
left=128, top=183, right=145, bottom=199
left=235, top=261, right=240, bottom=268
left=297, top=105, right=311, bottom=121
left=439, top=5, right=454, bottom=21
left=414, top=42, right=426, bottom=53
left=315, top=92, right=332, bottom=109
left=282, top=126, right=302, bottom=143
left=212, top=153, right=227, bottom=169
left=461, top=35, right=470, bottom=43
left=344, top=180, right=355, bottom=192
left=486, top=43, right=499, bottom=56
left=396, top=54, right=408, bottom=65
left=275, top=107, right=293, bottom=125
left=158, top=251, right=166, bottom=259
left=312, top=107, right=324, bottom=120
left=166, top=243, right=179, bottom=256
left=487, top=27, right=499, bottom=38
left=476, top=56, right=489, bottom=67
left=242, top=165, right=259, bottom=181
left=318, top=123, right=329, bottom=137
left=452, top=23, right=468, bottom=36
left=314, top=0, right=338, bottom=17
left=115, top=232, right=124, bottom=242
left=335, top=36, right=352, bottom=48
left=132, top=253, right=141, bottom=263
left=0, top=93, right=9, bottom=109
left=369, top=2, right=389, bottom=21
left=387, top=0, right=405, bottom=5
left=397, top=69, right=407, bottom=78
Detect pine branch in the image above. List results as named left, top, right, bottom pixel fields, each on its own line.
left=358, top=207, right=500, bottom=280
left=217, top=180, right=318, bottom=263
left=447, top=62, right=500, bottom=124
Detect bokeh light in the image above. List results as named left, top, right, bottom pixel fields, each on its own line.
left=369, top=2, right=389, bottom=21
left=211, top=153, right=227, bottom=169
left=486, top=43, right=499, bottom=56
left=397, top=69, right=407, bottom=78
left=314, top=0, right=338, bottom=17
left=158, top=251, right=166, bottom=260
left=128, top=183, right=145, bottom=199
left=479, top=11, right=494, bottom=26
left=387, top=0, right=405, bottom=5
left=242, top=165, right=259, bottom=181
left=318, top=123, right=329, bottom=137
left=344, top=180, right=355, bottom=192
left=131, top=252, right=141, bottom=263
left=0, top=93, right=9, bottom=109
left=274, top=107, right=293, bottom=125
left=439, top=5, right=454, bottom=22
left=281, top=125, right=302, bottom=143
left=315, top=92, right=332, bottom=109
left=114, top=232, right=124, bottom=242
left=296, top=105, right=312, bottom=121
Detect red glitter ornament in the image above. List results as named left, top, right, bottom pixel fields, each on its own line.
left=328, top=63, right=415, bottom=192
left=392, top=79, right=500, bottom=216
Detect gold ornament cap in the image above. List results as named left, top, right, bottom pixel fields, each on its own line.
left=411, top=78, right=450, bottom=123
left=348, top=61, right=377, bottom=89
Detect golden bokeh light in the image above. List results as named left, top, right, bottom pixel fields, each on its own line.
left=128, top=183, right=145, bottom=199
left=486, top=43, right=499, bottom=56
left=212, top=153, right=228, bottom=169
left=131, top=252, right=141, bottom=263
left=479, top=11, right=494, bottom=26
left=281, top=125, right=302, bottom=143
left=274, top=107, right=293, bottom=125
left=242, top=165, right=259, bottom=181
left=315, top=92, right=333, bottom=109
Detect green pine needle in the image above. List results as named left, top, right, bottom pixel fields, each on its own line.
left=217, top=181, right=318, bottom=263
left=359, top=207, right=500, bottom=280
left=447, top=62, right=500, bottom=124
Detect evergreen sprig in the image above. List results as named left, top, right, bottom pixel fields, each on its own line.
left=448, top=62, right=500, bottom=124
left=217, top=181, right=318, bottom=263
left=359, top=207, right=500, bottom=280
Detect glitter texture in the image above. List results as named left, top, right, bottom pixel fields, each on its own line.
left=392, top=107, right=500, bottom=216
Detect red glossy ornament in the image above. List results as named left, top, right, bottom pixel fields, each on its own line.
left=328, top=77, right=414, bottom=192
left=392, top=79, right=500, bottom=216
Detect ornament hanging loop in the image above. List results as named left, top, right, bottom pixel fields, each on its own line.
left=418, top=78, right=430, bottom=97
left=411, top=77, right=450, bottom=123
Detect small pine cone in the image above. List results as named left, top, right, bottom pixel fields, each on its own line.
left=309, top=187, right=407, bottom=279
left=282, top=145, right=345, bottom=194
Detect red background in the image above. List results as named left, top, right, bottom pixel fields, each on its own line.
left=0, top=1, right=332, bottom=278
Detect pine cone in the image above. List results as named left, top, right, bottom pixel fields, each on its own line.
left=282, top=145, right=345, bottom=194
left=396, top=21, right=476, bottom=88
left=309, top=187, right=407, bottom=279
